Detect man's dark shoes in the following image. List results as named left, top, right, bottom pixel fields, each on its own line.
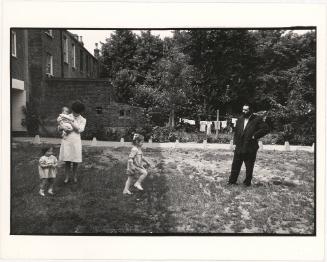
left=243, top=182, right=251, bottom=187
left=227, top=182, right=238, bottom=186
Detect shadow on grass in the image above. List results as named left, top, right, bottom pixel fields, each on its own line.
left=11, top=142, right=176, bottom=234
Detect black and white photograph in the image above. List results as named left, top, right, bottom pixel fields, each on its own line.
left=1, top=1, right=326, bottom=261
left=10, top=27, right=316, bottom=235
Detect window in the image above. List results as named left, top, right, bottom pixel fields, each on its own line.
left=119, top=109, right=131, bottom=118
left=11, top=31, right=17, bottom=57
left=86, top=56, right=89, bottom=74
left=95, top=107, right=103, bottom=114
left=80, top=50, right=84, bottom=72
left=46, top=53, right=53, bottom=76
left=90, top=59, right=93, bottom=77
left=72, top=44, right=76, bottom=68
left=63, top=36, right=68, bottom=64
left=45, top=29, right=53, bottom=37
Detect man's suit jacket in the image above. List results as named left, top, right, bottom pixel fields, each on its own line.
left=233, top=115, right=269, bottom=154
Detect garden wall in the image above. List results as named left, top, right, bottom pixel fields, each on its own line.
left=38, top=78, right=146, bottom=138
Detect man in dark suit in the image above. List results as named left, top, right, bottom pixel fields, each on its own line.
left=228, top=104, right=269, bottom=186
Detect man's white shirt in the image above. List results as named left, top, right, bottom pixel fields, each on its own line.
left=244, top=118, right=249, bottom=130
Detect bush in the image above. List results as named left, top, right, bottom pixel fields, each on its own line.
left=21, top=101, right=40, bottom=136
left=152, top=127, right=234, bottom=143
left=206, top=133, right=233, bottom=144
left=175, top=131, right=205, bottom=143
left=152, top=126, right=176, bottom=142
left=260, top=133, right=284, bottom=145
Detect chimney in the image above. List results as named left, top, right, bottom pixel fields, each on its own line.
left=79, top=36, right=84, bottom=46
left=94, top=43, right=100, bottom=58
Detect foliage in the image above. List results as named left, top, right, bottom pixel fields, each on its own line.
left=98, top=29, right=316, bottom=144
left=21, top=100, right=40, bottom=136
left=100, top=30, right=137, bottom=78
left=151, top=126, right=177, bottom=142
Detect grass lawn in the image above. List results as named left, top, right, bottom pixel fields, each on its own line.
left=11, top=142, right=315, bottom=235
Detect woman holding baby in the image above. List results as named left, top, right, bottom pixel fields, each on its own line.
left=58, top=100, right=86, bottom=183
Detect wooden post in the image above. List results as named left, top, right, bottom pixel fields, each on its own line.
left=91, top=137, right=97, bottom=146
left=33, top=135, right=41, bottom=144
left=203, top=139, right=207, bottom=150
left=229, top=140, right=234, bottom=151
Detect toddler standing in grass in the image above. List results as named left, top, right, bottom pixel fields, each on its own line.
left=123, top=134, right=151, bottom=195
left=38, top=146, right=57, bottom=196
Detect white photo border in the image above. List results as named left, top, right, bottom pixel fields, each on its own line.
left=1, top=1, right=326, bottom=260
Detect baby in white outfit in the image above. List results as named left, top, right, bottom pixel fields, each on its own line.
left=57, top=106, right=74, bottom=138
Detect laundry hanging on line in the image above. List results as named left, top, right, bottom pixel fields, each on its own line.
left=214, top=121, right=220, bottom=130
left=179, top=118, right=195, bottom=125
left=221, top=121, right=227, bottom=128
left=206, top=122, right=212, bottom=135
left=200, top=121, right=207, bottom=132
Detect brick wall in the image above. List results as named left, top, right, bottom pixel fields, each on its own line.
left=39, top=79, right=145, bottom=138
left=28, top=29, right=43, bottom=99
left=27, top=29, right=100, bottom=100
left=63, top=31, right=99, bottom=79
left=11, top=29, right=25, bottom=81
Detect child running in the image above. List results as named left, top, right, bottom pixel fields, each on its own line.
left=57, top=106, right=74, bottom=138
left=123, top=134, right=151, bottom=195
left=38, top=146, right=58, bottom=196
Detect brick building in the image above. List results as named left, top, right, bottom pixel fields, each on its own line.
left=11, top=29, right=145, bottom=137
left=11, top=29, right=29, bottom=133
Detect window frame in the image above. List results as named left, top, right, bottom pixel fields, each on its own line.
left=45, top=53, right=53, bottom=76
left=63, top=36, right=69, bottom=64
left=11, top=31, right=17, bottom=57
left=80, top=49, right=84, bottom=72
left=118, top=109, right=131, bottom=119
left=72, top=44, right=76, bottom=69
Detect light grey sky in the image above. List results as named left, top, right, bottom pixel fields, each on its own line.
left=69, top=30, right=173, bottom=55
left=69, top=29, right=311, bottom=56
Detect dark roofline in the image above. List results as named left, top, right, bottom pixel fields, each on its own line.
left=65, top=30, right=99, bottom=61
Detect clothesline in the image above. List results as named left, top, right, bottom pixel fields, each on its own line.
left=179, top=117, right=238, bottom=134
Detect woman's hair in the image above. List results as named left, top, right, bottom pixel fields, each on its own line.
left=132, top=133, right=144, bottom=146
left=41, top=146, right=52, bottom=156
left=71, top=100, right=85, bottom=114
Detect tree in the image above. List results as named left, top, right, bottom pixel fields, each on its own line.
left=132, top=30, right=164, bottom=84
left=111, top=69, right=136, bottom=103
left=155, top=47, right=195, bottom=127
left=180, top=29, right=258, bottom=117
left=100, top=30, right=137, bottom=78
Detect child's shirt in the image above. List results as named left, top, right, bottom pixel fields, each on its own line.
left=38, top=155, right=58, bottom=178
left=57, top=113, right=74, bottom=124
left=128, top=146, right=143, bottom=168
left=39, top=155, right=58, bottom=167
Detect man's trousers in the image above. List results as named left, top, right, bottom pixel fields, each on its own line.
left=228, top=151, right=257, bottom=186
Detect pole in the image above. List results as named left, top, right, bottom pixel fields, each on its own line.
left=216, top=109, right=219, bottom=138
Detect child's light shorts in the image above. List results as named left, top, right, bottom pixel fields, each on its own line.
left=126, top=167, right=147, bottom=177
